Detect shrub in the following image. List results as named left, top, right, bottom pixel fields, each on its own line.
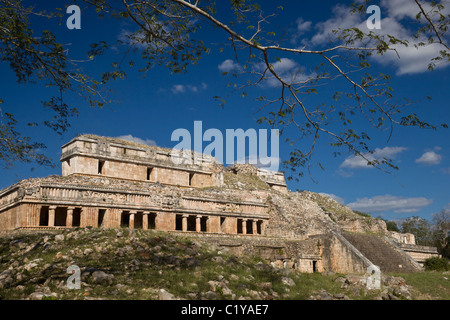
left=424, top=257, right=449, bottom=271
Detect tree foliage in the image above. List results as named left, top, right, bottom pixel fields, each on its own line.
left=0, top=0, right=449, bottom=177
left=401, top=212, right=450, bottom=258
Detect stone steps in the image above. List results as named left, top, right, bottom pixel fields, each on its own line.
left=342, top=233, right=420, bottom=273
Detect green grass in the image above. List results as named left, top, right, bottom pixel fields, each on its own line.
left=389, top=271, right=450, bottom=300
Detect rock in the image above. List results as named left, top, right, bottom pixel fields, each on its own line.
left=346, top=274, right=365, bottom=285
left=204, top=291, right=218, bottom=300
left=221, top=286, right=233, bottom=296
left=15, top=272, right=24, bottom=282
left=115, top=248, right=126, bottom=257
left=185, top=257, right=201, bottom=268
left=159, top=289, right=176, bottom=300
left=248, top=290, right=261, bottom=299
left=0, top=269, right=13, bottom=289
left=54, top=234, right=65, bottom=242
left=185, top=247, right=196, bottom=256
left=317, top=290, right=333, bottom=300
left=211, top=256, right=225, bottom=264
left=388, top=293, right=400, bottom=300
left=281, top=276, right=295, bottom=287
left=83, top=248, right=94, bottom=256
left=24, top=262, right=39, bottom=271
left=393, top=285, right=412, bottom=300
left=230, top=274, right=239, bottom=281
left=334, top=276, right=346, bottom=283
left=378, top=290, right=390, bottom=300
left=383, top=275, right=405, bottom=287
left=131, top=259, right=141, bottom=266
left=91, top=271, right=114, bottom=286
left=29, top=292, right=58, bottom=300
left=163, top=255, right=180, bottom=266
left=333, top=293, right=346, bottom=299
left=255, top=262, right=272, bottom=272
left=257, top=282, right=273, bottom=291
left=81, top=267, right=99, bottom=281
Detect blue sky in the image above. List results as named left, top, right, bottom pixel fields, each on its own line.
left=1, top=0, right=449, bottom=223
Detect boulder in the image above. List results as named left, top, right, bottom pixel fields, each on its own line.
left=281, top=276, right=295, bottom=287
left=159, top=289, right=176, bottom=300
left=91, top=270, right=114, bottom=286
left=54, top=234, right=65, bottom=242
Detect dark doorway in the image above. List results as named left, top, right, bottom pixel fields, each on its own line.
left=54, top=207, right=67, bottom=227
left=220, top=217, right=226, bottom=232
left=72, top=208, right=81, bottom=227
left=201, top=216, right=208, bottom=232
left=312, top=261, right=318, bottom=273
left=257, top=220, right=263, bottom=234
left=98, top=160, right=105, bottom=174
left=39, top=207, right=49, bottom=226
left=175, top=214, right=183, bottom=231
left=148, top=213, right=156, bottom=229
left=237, top=219, right=243, bottom=234
left=246, top=220, right=253, bottom=234
left=121, top=211, right=130, bottom=228
left=187, top=215, right=196, bottom=231
left=98, top=209, right=106, bottom=227
left=134, top=212, right=143, bottom=229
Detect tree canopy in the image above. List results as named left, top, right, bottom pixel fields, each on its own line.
left=0, top=0, right=449, bottom=179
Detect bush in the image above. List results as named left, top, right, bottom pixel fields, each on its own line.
left=385, top=220, right=400, bottom=232
left=424, top=257, right=449, bottom=271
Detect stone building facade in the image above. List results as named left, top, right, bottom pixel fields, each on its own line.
left=0, top=135, right=280, bottom=236
left=0, top=134, right=439, bottom=273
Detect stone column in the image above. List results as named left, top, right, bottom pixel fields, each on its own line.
left=143, top=213, right=149, bottom=230
left=182, top=214, right=188, bottom=232
left=66, top=207, right=75, bottom=227
left=196, top=215, right=202, bottom=232
left=242, top=219, right=247, bottom=235
left=129, top=211, right=135, bottom=229
left=252, top=219, right=257, bottom=235
left=48, top=206, right=56, bottom=227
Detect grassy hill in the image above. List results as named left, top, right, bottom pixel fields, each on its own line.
left=0, top=228, right=448, bottom=300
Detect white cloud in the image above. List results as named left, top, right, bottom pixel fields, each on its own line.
left=309, top=4, right=363, bottom=46
left=347, top=194, right=433, bottom=213
left=170, top=82, right=207, bottom=94
left=296, top=18, right=312, bottom=34
left=218, top=59, right=241, bottom=72
left=171, top=84, right=186, bottom=94
left=381, top=0, right=438, bottom=20
left=302, top=1, right=450, bottom=75
left=319, top=193, right=345, bottom=204
left=257, top=58, right=314, bottom=88
left=340, top=146, right=407, bottom=169
left=415, top=150, right=442, bottom=165
left=116, top=134, right=157, bottom=146
left=219, top=57, right=314, bottom=88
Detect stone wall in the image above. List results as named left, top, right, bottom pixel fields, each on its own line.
left=389, top=231, right=416, bottom=245
left=321, top=232, right=371, bottom=274
left=61, top=135, right=219, bottom=188
left=397, top=243, right=440, bottom=265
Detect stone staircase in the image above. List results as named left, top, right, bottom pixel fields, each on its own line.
left=342, top=232, right=421, bottom=273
